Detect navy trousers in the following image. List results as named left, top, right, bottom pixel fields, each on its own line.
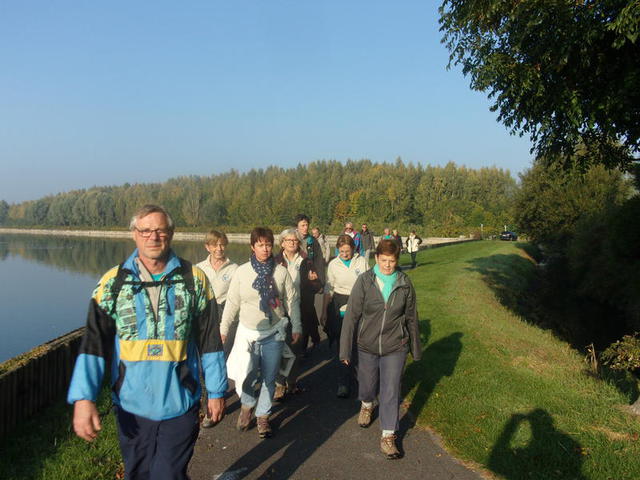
left=116, top=403, right=200, bottom=480
left=357, top=348, right=408, bottom=432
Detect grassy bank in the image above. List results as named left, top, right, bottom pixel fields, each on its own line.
left=403, top=240, right=640, bottom=479
left=2, top=240, right=638, bottom=479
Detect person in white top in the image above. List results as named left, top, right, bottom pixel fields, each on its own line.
left=220, top=227, right=301, bottom=439
left=321, top=234, right=369, bottom=398
left=405, top=230, right=423, bottom=269
left=196, top=230, right=238, bottom=429
left=273, top=228, right=322, bottom=400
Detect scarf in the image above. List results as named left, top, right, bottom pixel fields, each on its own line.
left=340, top=257, right=352, bottom=268
left=304, top=235, right=314, bottom=260
left=373, top=264, right=398, bottom=302
left=251, top=254, right=278, bottom=315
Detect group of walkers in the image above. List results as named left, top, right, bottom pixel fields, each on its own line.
left=67, top=204, right=423, bottom=480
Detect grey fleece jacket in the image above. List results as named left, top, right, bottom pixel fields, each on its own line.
left=339, top=269, right=422, bottom=361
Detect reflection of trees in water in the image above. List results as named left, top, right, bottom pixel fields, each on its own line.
left=0, top=235, right=252, bottom=277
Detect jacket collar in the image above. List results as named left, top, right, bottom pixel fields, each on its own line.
left=123, top=248, right=180, bottom=277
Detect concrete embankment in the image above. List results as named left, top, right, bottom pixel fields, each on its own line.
left=0, top=227, right=475, bottom=247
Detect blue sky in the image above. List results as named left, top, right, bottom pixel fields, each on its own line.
left=0, top=1, right=534, bottom=204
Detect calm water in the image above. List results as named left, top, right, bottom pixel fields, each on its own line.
left=0, top=234, right=253, bottom=363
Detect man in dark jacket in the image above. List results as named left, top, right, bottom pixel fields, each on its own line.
left=360, top=223, right=375, bottom=262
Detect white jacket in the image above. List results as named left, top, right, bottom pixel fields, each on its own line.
left=220, top=261, right=301, bottom=336
left=406, top=234, right=423, bottom=253
left=196, top=257, right=238, bottom=304
left=325, top=253, right=369, bottom=296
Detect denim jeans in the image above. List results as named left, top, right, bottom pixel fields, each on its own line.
left=239, top=333, right=284, bottom=417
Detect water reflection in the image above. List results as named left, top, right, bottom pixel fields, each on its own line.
left=0, top=234, right=252, bottom=362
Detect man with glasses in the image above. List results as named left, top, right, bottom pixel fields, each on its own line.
left=68, top=204, right=227, bottom=480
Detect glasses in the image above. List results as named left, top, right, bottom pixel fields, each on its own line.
left=284, top=238, right=299, bottom=244
left=136, top=228, right=171, bottom=238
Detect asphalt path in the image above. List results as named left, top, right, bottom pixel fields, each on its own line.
left=187, top=338, right=486, bottom=480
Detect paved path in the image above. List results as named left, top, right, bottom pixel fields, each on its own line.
left=188, top=340, right=486, bottom=480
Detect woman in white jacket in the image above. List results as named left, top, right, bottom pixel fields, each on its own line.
left=321, top=234, right=369, bottom=398
left=220, top=227, right=301, bottom=438
left=405, top=230, right=423, bottom=269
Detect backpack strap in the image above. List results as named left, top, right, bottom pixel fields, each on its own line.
left=109, top=263, right=128, bottom=316
left=108, top=258, right=197, bottom=316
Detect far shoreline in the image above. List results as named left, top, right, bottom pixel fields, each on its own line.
left=0, top=227, right=474, bottom=247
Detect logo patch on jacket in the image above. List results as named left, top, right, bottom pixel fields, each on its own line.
left=147, top=344, right=164, bottom=357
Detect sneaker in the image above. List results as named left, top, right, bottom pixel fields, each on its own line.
left=357, top=404, right=373, bottom=428
left=201, top=415, right=215, bottom=428
left=256, top=415, right=272, bottom=438
left=380, top=434, right=401, bottom=459
left=236, top=406, right=253, bottom=432
left=336, top=385, right=349, bottom=398
left=273, top=383, right=287, bottom=402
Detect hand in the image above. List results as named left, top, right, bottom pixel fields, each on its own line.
left=73, top=400, right=101, bottom=442
left=221, top=334, right=227, bottom=344
left=341, top=359, right=350, bottom=366
left=308, top=270, right=318, bottom=281
left=291, top=333, right=301, bottom=344
left=207, top=397, right=225, bottom=423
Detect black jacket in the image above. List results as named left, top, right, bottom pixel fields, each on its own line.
left=339, top=269, right=422, bottom=361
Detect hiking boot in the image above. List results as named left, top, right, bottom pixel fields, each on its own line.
left=201, top=415, right=215, bottom=428
left=273, top=383, right=286, bottom=402
left=256, top=415, right=272, bottom=438
left=236, top=406, right=253, bottom=432
left=380, top=434, right=401, bottom=459
left=336, top=385, right=349, bottom=398
left=357, top=404, right=374, bottom=428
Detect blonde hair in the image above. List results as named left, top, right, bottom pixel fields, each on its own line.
left=204, top=229, right=228, bottom=246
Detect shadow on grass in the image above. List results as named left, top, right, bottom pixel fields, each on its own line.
left=401, top=329, right=463, bottom=431
left=488, top=409, right=587, bottom=480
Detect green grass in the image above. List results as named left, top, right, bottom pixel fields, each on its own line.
left=0, top=387, right=122, bottom=480
left=402, top=240, right=640, bottom=480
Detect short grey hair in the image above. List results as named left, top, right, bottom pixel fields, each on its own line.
left=279, top=227, right=300, bottom=244
left=129, top=204, right=175, bottom=231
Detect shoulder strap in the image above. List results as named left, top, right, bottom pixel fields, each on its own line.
left=109, top=263, right=128, bottom=316
left=178, top=258, right=196, bottom=299
left=109, top=258, right=197, bottom=315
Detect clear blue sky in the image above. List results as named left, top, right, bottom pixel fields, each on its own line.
left=0, top=1, right=533, bottom=204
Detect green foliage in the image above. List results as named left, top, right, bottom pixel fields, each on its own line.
left=514, top=160, right=631, bottom=250
left=0, top=200, right=8, bottom=224
left=440, top=0, right=640, bottom=170
left=3, top=160, right=518, bottom=237
left=601, top=333, right=640, bottom=372
left=405, top=240, right=640, bottom=479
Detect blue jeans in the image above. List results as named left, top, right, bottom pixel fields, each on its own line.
left=239, top=333, right=284, bottom=417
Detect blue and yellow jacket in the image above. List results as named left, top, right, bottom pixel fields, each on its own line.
left=67, top=249, right=228, bottom=421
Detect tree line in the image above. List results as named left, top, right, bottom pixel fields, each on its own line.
left=0, top=159, right=517, bottom=237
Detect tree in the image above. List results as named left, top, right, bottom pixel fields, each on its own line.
left=440, top=0, right=640, bottom=170
left=514, top=161, right=630, bottom=250
left=0, top=200, right=8, bottom=224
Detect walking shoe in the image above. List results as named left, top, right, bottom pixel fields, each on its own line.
left=256, top=415, right=272, bottom=438
left=336, top=385, right=349, bottom=398
left=380, top=434, right=402, bottom=459
left=357, top=404, right=374, bottom=428
left=201, top=415, right=215, bottom=428
left=236, top=406, right=253, bottom=432
left=273, top=383, right=287, bottom=402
